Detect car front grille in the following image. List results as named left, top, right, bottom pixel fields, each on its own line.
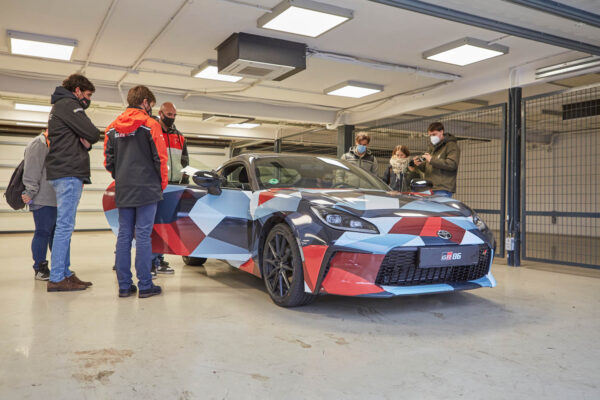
left=375, top=245, right=491, bottom=286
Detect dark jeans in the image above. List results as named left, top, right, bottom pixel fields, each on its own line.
left=116, top=203, right=157, bottom=291
left=31, top=206, right=57, bottom=270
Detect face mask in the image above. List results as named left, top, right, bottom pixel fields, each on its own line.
left=145, top=105, right=153, bottom=116
left=356, top=144, right=367, bottom=153
left=161, top=115, right=175, bottom=128
left=79, top=97, right=90, bottom=110
left=430, top=135, right=441, bottom=145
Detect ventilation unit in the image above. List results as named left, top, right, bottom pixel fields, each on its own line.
left=216, top=32, right=306, bottom=81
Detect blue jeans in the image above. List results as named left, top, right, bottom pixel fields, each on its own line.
left=115, top=203, right=157, bottom=291
left=48, top=177, right=83, bottom=282
left=31, top=206, right=57, bottom=270
left=433, top=190, right=453, bottom=198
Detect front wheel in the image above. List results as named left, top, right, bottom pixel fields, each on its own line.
left=182, top=256, right=207, bottom=266
left=261, top=223, right=315, bottom=307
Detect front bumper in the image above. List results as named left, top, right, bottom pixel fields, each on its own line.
left=315, top=246, right=495, bottom=297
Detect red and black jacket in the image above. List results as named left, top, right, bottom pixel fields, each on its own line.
left=104, top=108, right=168, bottom=208
left=160, top=123, right=189, bottom=184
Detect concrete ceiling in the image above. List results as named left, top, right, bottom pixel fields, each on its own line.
left=0, top=0, right=599, bottom=142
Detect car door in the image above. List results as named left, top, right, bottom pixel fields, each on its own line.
left=186, top=162, right=253, bottom=260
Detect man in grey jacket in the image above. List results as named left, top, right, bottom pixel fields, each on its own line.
left=21, top=131, right=57, bottom=280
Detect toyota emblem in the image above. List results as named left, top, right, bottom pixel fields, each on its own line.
left=437, top=230, right=452, bottom=240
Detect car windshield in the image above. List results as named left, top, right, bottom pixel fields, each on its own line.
left=253, top=156, right=390, bottom=191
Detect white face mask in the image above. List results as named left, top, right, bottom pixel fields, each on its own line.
left=430, top=135, right=441, bottom=145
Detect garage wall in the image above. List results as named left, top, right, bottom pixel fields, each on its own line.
left=0, top=134, right=228, bottom=232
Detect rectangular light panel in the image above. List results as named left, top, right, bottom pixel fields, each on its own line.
left=8, top=30, right=77, bottom=61
left=325, top=81, right=383, bottom=98
left=423, top=38, right=508, bottom=66
left=16, top=122, right=47, bottom=127
left=258, top=0, right=353, bottom=38
left=226, top=123, right=260, bottom=129
left=15, top=103, right=52, bottom=113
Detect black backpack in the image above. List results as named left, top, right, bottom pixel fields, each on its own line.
left=4, top=160, right=26, bottom=210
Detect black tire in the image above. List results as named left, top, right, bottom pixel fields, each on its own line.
left=182, top=256, right=207, bottom=266
left=261, top=223, right=315, bottom=307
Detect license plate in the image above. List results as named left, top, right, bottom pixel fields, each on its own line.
left=418, top=245, right=480, bottom=268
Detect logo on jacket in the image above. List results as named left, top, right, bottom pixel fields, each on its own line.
left=437, top=230, right=452, bottom=240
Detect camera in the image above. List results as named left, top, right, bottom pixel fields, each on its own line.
left=409, top=156, right=425, bottom=168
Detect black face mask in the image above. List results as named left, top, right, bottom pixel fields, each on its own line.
left=161, top=115, right=175, bottom=128
left=79, top=97, right=90, bottom=110
left=145, top=104, right=153, bottom=116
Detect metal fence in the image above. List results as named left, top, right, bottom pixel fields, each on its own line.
left=363, top=105, right=507, bottom=256
left=522, top=85, right=600, bottom=269
left=280, top=128, right=338, bottom=156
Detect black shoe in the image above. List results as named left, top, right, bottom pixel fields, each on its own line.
left=34, top=261, right=50, bottom=281
left=112, top=265, right=116, bottom=271
left=151, top=266, right=157, bottom=279
left=139, top=284, right=162, bottom=298
left=159, top=259, right=170, bottom=267
left=119, top=284, right=137, bottom=298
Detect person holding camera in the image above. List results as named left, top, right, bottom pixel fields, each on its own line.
left=383, top=145, right=421, bottom=192
left=413, top=122, right=460, bottom=198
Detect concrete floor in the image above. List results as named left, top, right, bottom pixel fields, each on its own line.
left=0, top=231, right=598, bottom=400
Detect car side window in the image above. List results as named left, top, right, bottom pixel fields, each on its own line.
left=220, top=164, right=251, bottom=190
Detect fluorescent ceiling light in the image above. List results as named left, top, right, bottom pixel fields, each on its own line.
left=7, top=30, right=77, bottom=61
left=535, top=56, right=600, bottom=79
left=258, top=0, right=353, bottom=38
left=324, top=81, right=383, bottom=98
left=16, top=122, right=47, bottom=127
left=227, top=123, right=260, bottom=129
left=191, top=60, right=243, bottom=82
left=423, top=37, right=508, bottom=66
left=14, top=103, right=51, bottom=113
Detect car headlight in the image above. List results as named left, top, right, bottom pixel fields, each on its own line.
left=472, top=212, right=488, bottom=231
left=310, top=206, right=379, bottom=234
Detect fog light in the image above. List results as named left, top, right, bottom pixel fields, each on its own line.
left=349, top=220, right=363, bottom=229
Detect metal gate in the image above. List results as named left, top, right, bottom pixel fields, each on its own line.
left=522, top=85, right=600, bottom=269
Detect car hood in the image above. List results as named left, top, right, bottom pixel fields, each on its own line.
left=295, top=188, right=473, bottom=218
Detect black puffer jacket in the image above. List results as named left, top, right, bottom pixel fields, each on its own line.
left=45, top=87, right=100, bottom=183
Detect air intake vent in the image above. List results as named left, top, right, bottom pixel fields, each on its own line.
left=216, top=32, right=306, bottom=81
left=562, top=99, right=600, bottom=120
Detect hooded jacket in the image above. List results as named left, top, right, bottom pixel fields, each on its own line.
left=45, top=86, right=100, bottom=183
left=340, top=146, right=378, bottom=175
left=104, top=108, right=168, bottom=208
left=23, top=131, right=56, bottom=209
left=418, top=133, right=461, bottom=193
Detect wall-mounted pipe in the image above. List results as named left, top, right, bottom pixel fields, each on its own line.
left=80, top=0, right=120, bottom=75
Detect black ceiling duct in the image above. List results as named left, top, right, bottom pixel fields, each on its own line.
left=216, top=32, right=306, bottom=81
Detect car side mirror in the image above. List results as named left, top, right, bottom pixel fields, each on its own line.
left=192, top=170, right=222, bottom=195
left=410, top=179, right=433, bottom=192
